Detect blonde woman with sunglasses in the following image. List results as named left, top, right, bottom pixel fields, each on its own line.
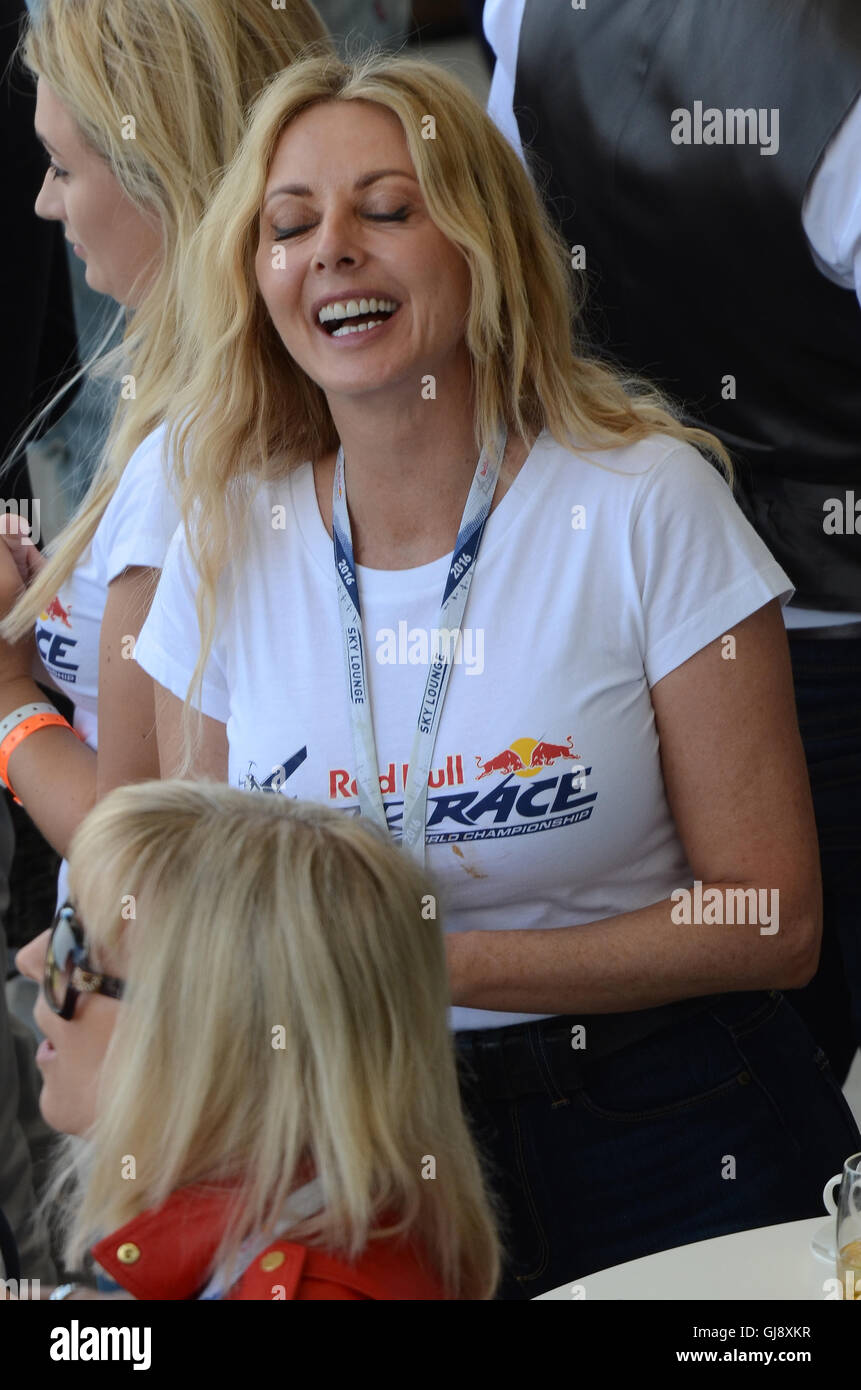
left=15, top=780, right=500, bottom=1300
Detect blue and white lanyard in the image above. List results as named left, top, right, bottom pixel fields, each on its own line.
left=332, top=431, right=507, bottom=862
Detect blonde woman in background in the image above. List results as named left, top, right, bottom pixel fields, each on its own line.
left=14, top=780, right=499, bottom=1299
left=136, top=52, right=860, bottom=1298
left=0, top=0, right=331, bottom=895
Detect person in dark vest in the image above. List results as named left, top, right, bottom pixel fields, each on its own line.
left=485, top=0, right=861, bottom=1083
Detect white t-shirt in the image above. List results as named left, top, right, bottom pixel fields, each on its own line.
left=35, top=423, right=180, bottom=896
left=136, top=431, right=791, bottom=1032
left=483, top=0, right=861, bottom=628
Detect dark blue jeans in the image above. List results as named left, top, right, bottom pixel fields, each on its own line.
left=456, top=991, right=861, bottom=1300
left=785, top=634, right=861, bottom=1075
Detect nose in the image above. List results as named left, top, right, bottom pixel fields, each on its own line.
left=312, top=203, right=364, bottom=273
left=16, top=928, right=49, bottom=985
left=34, top=167, right=64, bottom=223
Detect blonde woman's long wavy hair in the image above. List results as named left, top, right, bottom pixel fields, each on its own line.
left=164, top=51, right=733, bottom=727
left=2, top=0, right=331, bottom=642
left=51, top=779, right=501, bottom=1299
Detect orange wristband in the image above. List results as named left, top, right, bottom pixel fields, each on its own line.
left=0, top=713, right=83, bottom=806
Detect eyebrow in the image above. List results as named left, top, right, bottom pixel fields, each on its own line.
left=35, top=131, right=60, bottom=156
left=263, top=168, right=418, bottom=208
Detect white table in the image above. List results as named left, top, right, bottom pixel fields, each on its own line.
left=535, top=1217, right=839, bottom=1300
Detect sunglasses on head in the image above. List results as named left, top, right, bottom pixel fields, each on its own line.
left=44, top=902, right=125, bottom=1021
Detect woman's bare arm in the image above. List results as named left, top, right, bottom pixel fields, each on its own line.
left=154, top=683, right=228, bottom=780
left=447, top=600, right=820, bottom=1012
left=1, top=566, right=164, bottom=856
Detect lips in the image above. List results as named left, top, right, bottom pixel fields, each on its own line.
left=33, top=1000, right=58, bottom=1062
left=312, top=293, right=401, bottom=338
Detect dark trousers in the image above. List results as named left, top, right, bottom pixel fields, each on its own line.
left=784, top=635, right=861, bottom=1079
left=456, top=991, right=860, bottom=1300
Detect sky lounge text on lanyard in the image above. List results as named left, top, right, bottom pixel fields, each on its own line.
left=332, top=430, right=507, bottom=864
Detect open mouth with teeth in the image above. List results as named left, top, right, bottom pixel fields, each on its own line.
left=317, top=297, right=400, bottom=337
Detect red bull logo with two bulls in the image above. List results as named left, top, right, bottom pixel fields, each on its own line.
left=475, top=734, right=580, bottom=779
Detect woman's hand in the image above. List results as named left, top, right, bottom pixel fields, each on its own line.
left=0, top=513, right=46, bottom=591
left=0, top=522, right=27, bottom=615
left=0, top=518, right=39, bottom=684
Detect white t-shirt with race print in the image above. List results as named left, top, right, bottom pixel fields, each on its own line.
left=135, top=431, right=792, bottom=1032
left=35, top=423, right=179, bottom=898
left=35, top=423, right=177, bottom=747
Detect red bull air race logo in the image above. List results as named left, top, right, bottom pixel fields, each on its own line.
left=35, top=595, right=78, bottom=683
left=329, top=734, right=596, bottom=844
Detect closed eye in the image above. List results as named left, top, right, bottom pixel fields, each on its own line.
left=366, top=206, right=409, bottom=222
left=273, top=206, right=410, bottom=242
left=274, top=224, right=312, bottom=241
left=49, top=161, right=69, bottom=180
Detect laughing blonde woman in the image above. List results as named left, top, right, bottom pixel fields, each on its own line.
left=135, top=53, right=861, bottom=1298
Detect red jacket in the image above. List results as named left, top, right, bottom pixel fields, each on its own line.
left=91, top=1185, right=448, bottom=1300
